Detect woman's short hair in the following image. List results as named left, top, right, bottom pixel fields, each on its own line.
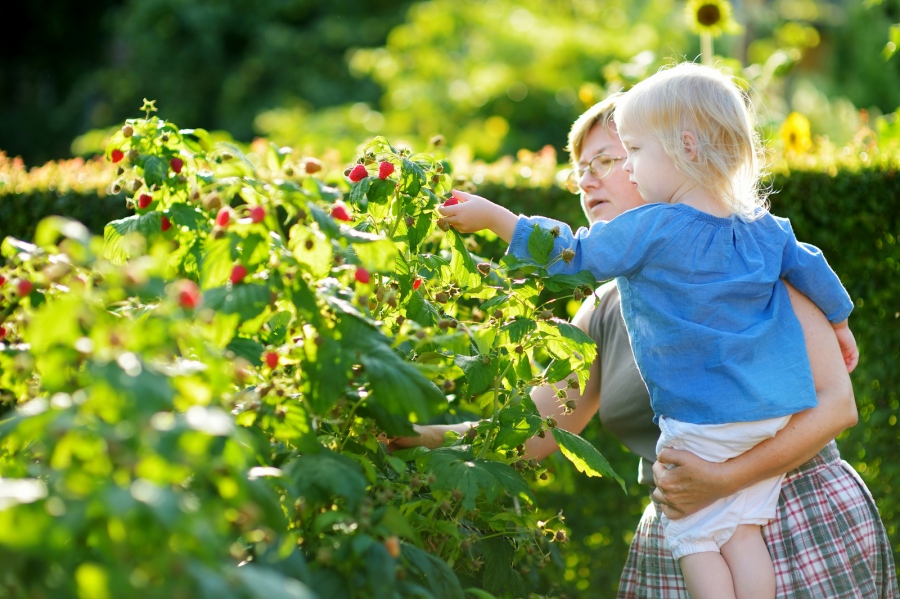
left=614, top=62, right=767, bottom=220
left=567, top=93, right=623, bottom=168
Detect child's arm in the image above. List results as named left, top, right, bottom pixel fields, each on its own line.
left=437, top=190, right=518, bottom=243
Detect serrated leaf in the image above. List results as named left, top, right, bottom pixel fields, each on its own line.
left=543, top=358, right=573, bottom=384
left=482, top=538, right=527, bottom=598
left=203, top=283, right=271, bottom=321
left=349, top=177, right=372, bottom=210
left=406, top=291, right=440, bottom=327
left=551, top=428, right=625, bottom=491
left=493, top=396, right=542, bottom=451
left=427, top=447, right=499, bottom=510
left=527, top=224, right=555, bottom=266
left=476, top=459, right=535, bottom=505
left=544, top=271, right=597, bottom=292
left=168, top=203, right=206, bottom=230
left=498, top=317, right=536, bottom=345
left=103, top=213, right=162, bottom=264
left=367, top=178, right=395, bottom=205
left=453, top=354, right=498, bottom=396
left=479, top=294, right=510, bottom=312
left=307, top=203, right=341, bottom=239
left=400, top=157, right=426, bottom=197
left=226, top=337, right=265, bottom=366
left=233, top=564, right=318, bottom=599
left=143, top=156, right=168, bottom=187
left=402, top=544, right=465, bottom=599
left=448, top=229, right=482, bottom=289
left=201, top=236, right=234, bottom=289
left=287, top=450, right=367, bottom=510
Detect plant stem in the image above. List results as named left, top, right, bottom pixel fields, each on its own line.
left=701, top=33, right=713, bottom=66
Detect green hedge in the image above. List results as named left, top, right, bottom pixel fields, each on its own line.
left=2, top=160, right=898, bottom=594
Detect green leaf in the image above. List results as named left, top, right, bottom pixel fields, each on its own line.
left=307, top=203, right=341, bottom=239
left=103, top=213, right=162, bottom=264
left=427, top=447, right=499, bottom=510
left=400, top=157, right=426, bottom=197
left=354, top=238, right=399, bottom=273
left=493, top=396, right=542, bottom=451
left=453, top=354, right=498, bottom=396
left=543, top=358, right=573, bottom=384
left=143, top=156, right=168, bottom=187
left=551, top=428, right=625, bottom=491
left=482, top=538, right=527, bottom=598
left=449, top=229, right=482, bottom=289
left=201, top=236, right=234, bottom=290
left=544, top=271, right=597, bottom=292
left=885, top=24, right=900, bottom=60
left=203, top=283, right=271, bottom=321
left=226, top=337, right=264, bottom=366
left=286, top=450, right=367, bottom=511
left=406, top=291, right=440, bottom=327
left=527, top=223, right=555, bottom=266
left=498, top=317, right=536, bottom=345
left=34, top=216, right=91, bottom=249
left=349, top=177, right=372, bottom=210
left=537, top=321, right=597, bottom=390
left=401, top=544, right=465, bottom=599
left=476, top=459, right=535, bottom=505
left=233, top=564, right=318, bottom=599
left=168, top=203, right=207, bottom=230
left=358, top=402, right=417, bottom=437
left=367, top=178, right=395, bottom=205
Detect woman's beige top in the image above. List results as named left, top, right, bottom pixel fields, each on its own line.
left=588, top=281, right=659, bottom=485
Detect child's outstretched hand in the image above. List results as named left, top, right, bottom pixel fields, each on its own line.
left=832, top=320, right=859, bottom=373
left=438, top=190, right=517, bottom=242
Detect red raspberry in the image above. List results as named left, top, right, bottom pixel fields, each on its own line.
left=378, top=161, right=395, bottom=179
left=230, top=264, right=248, bottom=285
left=442, top=197, right=459, bottom=206
left=176, top=280, right=202, bottom=309
left=348, top=164, right=368, bottom=182
left=0, top=326, right=6, bottom=339
left=0, top=275, right=5, bottom=287
left=17, top=279, right=33, bottom=296
left=355, top=267, right=371, bottom=284
left=216, top=207, right=231, bottom=228
left=331, top=205, right=352, bottom=222
left=170, top=157, right=184, bottom=174
left=265, top=352, right=279, bottom=369
left=413, top=278, right=422, bottom=290
left=111, top=149, right=124, bottom=163
left=249, top=206, right=266, bottom=224
left=138, top=194, right=153, bottom=209
left=161, top=216, right=172, bottom=232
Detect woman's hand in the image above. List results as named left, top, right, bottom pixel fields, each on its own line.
left=651, top=448, right=735, bottom=519
left=382, top=423, right=470, bottom=452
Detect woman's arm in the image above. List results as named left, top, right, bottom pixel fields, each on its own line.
left=652, top=282, right=857, bottom=518
left=389, top=297, right=603, bottom=457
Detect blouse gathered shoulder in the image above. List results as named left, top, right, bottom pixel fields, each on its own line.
left=507, top=203, right=854, bottom=425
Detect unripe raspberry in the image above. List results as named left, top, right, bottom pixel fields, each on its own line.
left=127, top=149, right=139, bottom=162
left=550, top=226, right=561, bottom=237
left=547, top=417, right=558, bottom=428
left=122, top=124, right=133, bottom=137
left=540, top=309, right=553, bottom=320
left=481, top=355, right=491, bottom=365
left=265, top=352, right=278, bottom=369
left=304, top=158, right=323, bottom=174
left=170, top=157, right=184, bottom=174
left=230, top=264, right=248, bottom=285
left=249, top=205, right=265, bottom=224
left=477, top=262, right=491, bottom=276
left=215, top=207, right=231, bottom=228
left=493, top=309, right=503, bottom=319
left=465, top=427, right=478, bottom=441
left=405, top=215, right=415, bottom=228
left=138, top=194, right=153, bottom=209
left=161, top=216, right=172, bottom=231
left=203, top=194, right=221, bottom=211
left=565, top=399, right=577, bottom=411
left=573, top=289, right=584, bottom=301
left=561, top=248, right=576, bottom=263
left=436, top=217, right=451, bottom=232
left=110, top=149, right=124, bottom=163
left=355, top=267, right=371, bottom=284
left=435, top=291, right=448, bottom=303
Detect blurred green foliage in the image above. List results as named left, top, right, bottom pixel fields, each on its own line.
left=6, top=0, right=900, bottom=167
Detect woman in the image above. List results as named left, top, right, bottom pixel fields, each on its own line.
left=396, top=95, right=899, bottom=597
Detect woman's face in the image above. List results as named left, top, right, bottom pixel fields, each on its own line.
left=576, top=122, right=647, bottom=224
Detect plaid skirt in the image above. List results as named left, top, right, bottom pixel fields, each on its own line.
left=617, top=441, right=899, bottom=598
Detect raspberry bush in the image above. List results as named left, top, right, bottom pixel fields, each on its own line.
left=0, top=108, right=621, bottom=598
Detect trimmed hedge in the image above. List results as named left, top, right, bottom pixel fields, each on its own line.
left=2, top=152, right=898, bottom=594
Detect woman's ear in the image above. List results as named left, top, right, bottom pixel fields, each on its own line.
left=681, top=131, right=698, bottom=161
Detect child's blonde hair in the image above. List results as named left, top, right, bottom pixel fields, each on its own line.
left=614, top=63, right=767, bottom=220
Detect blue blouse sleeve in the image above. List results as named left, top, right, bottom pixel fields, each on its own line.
left=506, top=205, right=676, bottom=280
left=774, top=215, right=854, bottom=323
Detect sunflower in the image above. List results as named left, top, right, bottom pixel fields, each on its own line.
left=685, top=0, right=742, bottom=37
left=780, top=112, right=813, bottom=155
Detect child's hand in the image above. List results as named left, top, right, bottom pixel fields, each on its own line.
left=832, top=320, right=859, bottom=373
left=438, top=190, right=518, bottom=242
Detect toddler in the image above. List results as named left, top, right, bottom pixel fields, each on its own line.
left=438, top=63, right=857, bottom=599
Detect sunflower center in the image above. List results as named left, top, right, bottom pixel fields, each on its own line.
left=697, top=4, right=722, bottom=26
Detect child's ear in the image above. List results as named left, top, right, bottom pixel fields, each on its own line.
left=681, top=131, right=698, bottom=161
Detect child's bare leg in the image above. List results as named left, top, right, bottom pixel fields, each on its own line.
left=720, top=524, right=775, bottom=599
left=680, top=551, right=737, bottom=599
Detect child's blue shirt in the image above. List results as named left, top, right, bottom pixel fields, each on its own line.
left=508, top=203, right=853, bottom=425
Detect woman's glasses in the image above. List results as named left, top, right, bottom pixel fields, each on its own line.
left=565, top=153, right=627, bottom=193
